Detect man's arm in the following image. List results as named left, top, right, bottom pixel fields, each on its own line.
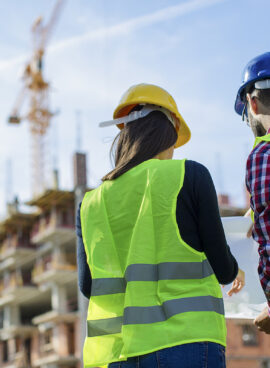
left=246, top=146, right=270, bottom=332
left=246, top=148, right=270, bottom=311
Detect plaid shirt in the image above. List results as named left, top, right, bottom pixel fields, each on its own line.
left=246, top=135, right=270, bottom=313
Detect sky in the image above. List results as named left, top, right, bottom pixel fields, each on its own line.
left=0, top=0, right=269, bottom=216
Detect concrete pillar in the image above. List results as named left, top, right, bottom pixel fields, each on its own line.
left=51, top=284, right=67, bottom=313
left=51, top=206, right=57, bottom=227
left=8, top=338, right=16, bottom=360
left=53, top=245, right=65, bottom=265
left=31, top=332, right=39, bottom=364
left=3, top=305, right=20, bottom=328
left=52, top=326, right=58, bottom=357
left=0, top=341, right=3, bottom=365
left=3, top=270, right=9, bottom=289
left=74, top=318, right=80, bottom=359
left=56, top=323, right=69, bottom=356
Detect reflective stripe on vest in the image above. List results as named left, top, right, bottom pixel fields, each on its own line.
left=91, top=259, right=214, bottom=296
left=87, top=295, right=224, bottom=337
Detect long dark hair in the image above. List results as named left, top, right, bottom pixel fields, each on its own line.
left=102, top=110, right=178, bottom=181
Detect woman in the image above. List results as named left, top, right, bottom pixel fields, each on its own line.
left=77, top=83, right=244, bottom=368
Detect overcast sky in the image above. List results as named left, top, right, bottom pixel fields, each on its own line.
left=0, top=0, right=269, bottom=216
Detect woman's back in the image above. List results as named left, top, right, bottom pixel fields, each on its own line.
left=80, top=159, right=226, bottom=367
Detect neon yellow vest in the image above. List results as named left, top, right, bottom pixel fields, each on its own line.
left=253, top=133, right=270, bottom=147
left=80, top=159, right=226, bottom=368
left=250, top=134, right=270, bottom=222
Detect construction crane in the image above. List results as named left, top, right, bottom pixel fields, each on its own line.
left=8, top=0, right=66, bottom=197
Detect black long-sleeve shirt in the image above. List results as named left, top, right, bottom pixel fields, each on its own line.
left=76, top=160, right=238, bottom=299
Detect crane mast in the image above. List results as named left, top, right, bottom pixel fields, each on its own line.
left=8, top=0, right=66, bottom=197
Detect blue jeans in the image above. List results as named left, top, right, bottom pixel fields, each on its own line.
left=108, top=342, right=226, bottom=368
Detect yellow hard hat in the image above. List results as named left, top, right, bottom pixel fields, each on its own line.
left=113, top=83, right=191, bottom=148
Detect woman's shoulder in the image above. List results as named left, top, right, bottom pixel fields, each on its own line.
left=182, top=160, right=214, bottom=195
left=184, top=159, right=211, bottom=177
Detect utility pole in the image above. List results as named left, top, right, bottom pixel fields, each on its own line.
left=75, top=110, right=82, bottom=152
left=73, top=151, right=88, bottom=363
left=5, top=159, right=13, bottom=205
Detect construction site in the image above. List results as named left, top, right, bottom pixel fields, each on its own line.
left=1, top=0, right=270, bottom=367
left=1, top=179, right=270, bottom=368
left=0, top=186, right=80, bottom=368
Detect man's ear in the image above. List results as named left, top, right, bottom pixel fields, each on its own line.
left=246, top=93, right=258, bottom=115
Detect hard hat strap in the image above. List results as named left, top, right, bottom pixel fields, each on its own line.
left=99, top=104, right=177, bottom=128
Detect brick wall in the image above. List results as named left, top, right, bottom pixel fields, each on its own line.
left=226, top=319, right=270, bottom=367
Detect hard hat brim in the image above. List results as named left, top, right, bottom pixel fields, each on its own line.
left=234, top=93, right=245, bottom=116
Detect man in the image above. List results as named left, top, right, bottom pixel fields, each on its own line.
left=235, top=52, right=270, bottom=333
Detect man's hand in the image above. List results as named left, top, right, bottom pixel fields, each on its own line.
left=227, top=268, right=245, bottom=297
left=254, top=306, right=270, bottom=334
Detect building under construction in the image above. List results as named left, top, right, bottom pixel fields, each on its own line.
left=0, top=152, right=87, bottom=368
left=0, top=191, right=78, bottom=367
left=0, top=166, right=270, bottom=368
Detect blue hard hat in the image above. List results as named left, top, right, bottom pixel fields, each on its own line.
left=235, top=52, right=270, bottom=116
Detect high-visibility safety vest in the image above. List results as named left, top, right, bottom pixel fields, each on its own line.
left=80, top=159, right=226, bottom=368
left=253, top=133, right=270, bottom=148
left=249, top=133, right=270, bottom=223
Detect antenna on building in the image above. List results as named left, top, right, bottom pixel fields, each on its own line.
left=52, top=118, right=58, bottom=170
left=50, top=117, right=59, bottom=190
left=5, top=159, right=13, bottom=204
left=75, top=110, right=82, bottom=152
